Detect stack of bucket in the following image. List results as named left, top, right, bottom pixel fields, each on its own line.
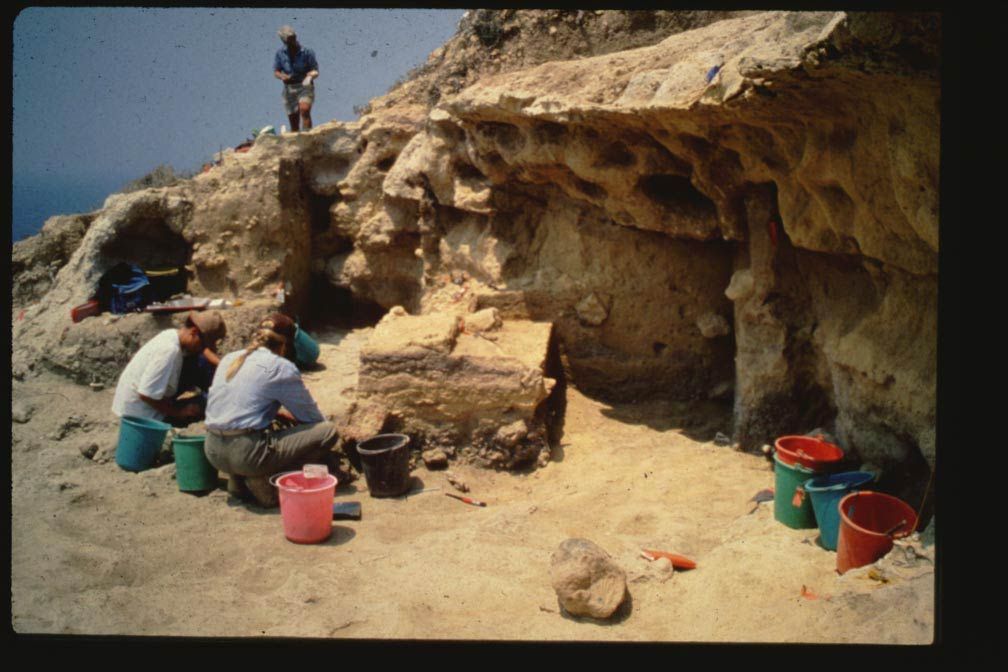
left=772, top=435, right=845, bottom=530
left=772, top=434, right=919, bottom=573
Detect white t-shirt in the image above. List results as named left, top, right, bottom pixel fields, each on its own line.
left=111, top=329, right=185, bottom=421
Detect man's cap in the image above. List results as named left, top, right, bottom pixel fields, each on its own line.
left=262, top=312, right=296, bottom=342
left=187, top=310, right=227, bottom=345
left=278, top=25, right=296, bottom=39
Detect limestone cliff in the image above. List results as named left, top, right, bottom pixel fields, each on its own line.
left=11, top=11, right=939, bottom=491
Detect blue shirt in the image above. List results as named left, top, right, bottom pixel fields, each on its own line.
left=274, top=46, right=318, bottom=85
left=205, top=347, right=325, bottom=431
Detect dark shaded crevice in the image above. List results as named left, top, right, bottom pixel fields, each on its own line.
left=637, top=174, right=717, bottom=218
left=301, top=275, right=387, bottom=331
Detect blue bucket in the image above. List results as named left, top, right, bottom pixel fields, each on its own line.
left=116, top=415, right=171, bottom=472
left=804, top=471, right=876, bottom=550
left=294, top=325, right=320, bottom=369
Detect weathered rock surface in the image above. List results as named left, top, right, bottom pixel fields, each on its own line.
left=11, top=11, right=938, bottom=496
left=550, top=538, right=628, bottom=619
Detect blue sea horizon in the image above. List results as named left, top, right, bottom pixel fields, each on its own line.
left=12, top=175, right=124, bottom=243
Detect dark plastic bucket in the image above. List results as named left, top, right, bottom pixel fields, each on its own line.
left=836, top=491, right=918, bottom=574
left=773, top=454, right=817, bottom=529
left=294, top=326, right=320, bottom=369
left=803, top=471, right=876, bottom=551
left=357, top=433, right=411, bottom=498
left=774, top=435, right=844, bottom=471
left=116, top=415, right=171, bottom=472
left=172, top=435, right=218, bottom=492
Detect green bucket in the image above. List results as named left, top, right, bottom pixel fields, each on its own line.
left=172, top=435, right=218, bottom=492
left=773, top=454, right=817, bottom=529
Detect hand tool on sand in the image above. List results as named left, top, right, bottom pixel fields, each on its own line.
left=445, top=492, right=486, bottom=507
left=639, top=549, right=697, bottom=570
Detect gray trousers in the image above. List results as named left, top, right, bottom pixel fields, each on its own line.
left=205, top=422, right=340, bottom=478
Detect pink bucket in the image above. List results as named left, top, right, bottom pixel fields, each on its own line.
left=270, top=471, right=338, bottom=544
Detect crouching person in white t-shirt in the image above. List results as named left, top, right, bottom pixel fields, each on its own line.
left=111, top=310, right=228, bottom=425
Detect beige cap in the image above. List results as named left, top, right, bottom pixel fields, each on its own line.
left=187, top=310, right=227, bottom=346
left=278, top=25, right=296, bottom=39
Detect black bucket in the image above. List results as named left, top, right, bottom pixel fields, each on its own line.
left=357, top=433, right=411, bottom=498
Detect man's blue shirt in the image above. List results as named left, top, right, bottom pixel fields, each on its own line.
left=274, top=46, right=318, bottom=84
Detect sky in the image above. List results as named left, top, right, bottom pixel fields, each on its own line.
left=11, top=7, right=467, bottom=242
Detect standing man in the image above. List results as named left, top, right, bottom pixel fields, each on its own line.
left=112, top=311, right=227, bottom=424
left=274, top=25, right=319, bottom=132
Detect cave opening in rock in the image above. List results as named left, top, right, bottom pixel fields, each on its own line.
left=301, top=274, right=387, bottom=331
left=97, top=215, right=190, bottom=298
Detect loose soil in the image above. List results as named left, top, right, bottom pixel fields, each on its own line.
left=10, top=327, right=934, bottom=643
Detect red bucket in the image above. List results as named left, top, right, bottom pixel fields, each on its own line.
left=270, top=471, right=338, bottom=544
left=774, top=435, right=844, bottom=471
left=835, top=491, right=918, bottom=574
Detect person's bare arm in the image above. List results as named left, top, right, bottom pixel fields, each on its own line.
left=274, top=69, right=290, bottom=82
left=139, top=394, right=200, bottom=419
left=202, top=347, right=221, bottom=367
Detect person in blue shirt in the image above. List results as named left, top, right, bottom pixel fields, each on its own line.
left=204, top=312, right=340, bottom=507
left=274, top=25, right=320, bottom=132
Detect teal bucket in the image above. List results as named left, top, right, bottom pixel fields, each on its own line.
left=294, top=325, right=320, bottom=369
left=804, top=471, right=876, bottom=550
left=773, top=454, right=818, bottom=529
left=172, top=435, right=218, bottom=492
left=116, top=416, right=171, bottom=472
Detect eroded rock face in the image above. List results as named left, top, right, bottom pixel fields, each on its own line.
left=356, top=309, right=558, bottom=468
left=550, top=538, right=628, bottom=619
left=11, top=11, right=938, bottom=489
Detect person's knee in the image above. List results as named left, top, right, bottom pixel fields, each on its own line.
left=317, top=422, right=340, bottom=450
left=299, top=101, right=312, bottom=115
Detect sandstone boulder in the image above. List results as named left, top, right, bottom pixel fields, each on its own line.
left=550, top=538, right=628, bottom=619
left=357, top=310, right=558, bottom=467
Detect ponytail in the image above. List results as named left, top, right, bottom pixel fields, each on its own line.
left=225, top=325, right=290, bottom=381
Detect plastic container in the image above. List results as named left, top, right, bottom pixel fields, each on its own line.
left=357, top=433, right=412, bottom=498
left=773, top=453, right=817, bottom=529
left=293, top=325, right=320, bottom=369
left=115, top=415, right=171, bottom=472
left=774, top=435, right=845, bottom=471
left=804, top=471, right=876, bottom=550
left=270, top=471, right=338, bottom=544
left=172, top=435, right=218, bottom=492
left=836, top=491, right=918, bottom=574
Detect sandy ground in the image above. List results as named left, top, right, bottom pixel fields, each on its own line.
left=10, top=326, right=934, bottom=643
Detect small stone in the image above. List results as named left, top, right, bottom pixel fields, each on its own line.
left=653, top=556, right=674, bottom=581
left=446, top=471, right=469, bottom=493
left=550, top=538, right=628, bottom=619
left=494, top=420, right=527, bottom=448
left=760, top=444, right=773, bottom=456
left=725, top=269, right=754, bottom=302
left=11, top=401, right=34, bottom=424
left=463, top=308, right=502, bottom=333
left=714, top=432, right=732, bottom=446
left=575, top=292, right=609, bottom=326
left=79, top=442, right=99, bottom=459
left=709, top=380, right=733, bottom=400
left=422, top=449, right=449, bottom=470
left=696, top=313, right=731, bottom=338
left=548, top=26, right=558, bottom=35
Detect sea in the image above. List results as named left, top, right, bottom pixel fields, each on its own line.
left=12, top=175, right=125, bottom=243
